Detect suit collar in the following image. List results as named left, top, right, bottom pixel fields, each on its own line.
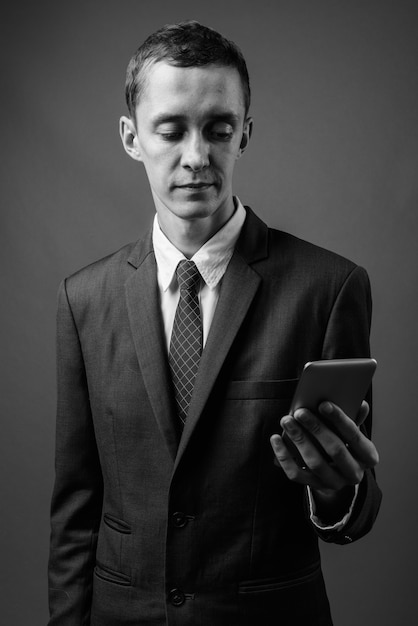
left=125, top=206, right=270, bottom=467
left=174, top=249, right=262, bottom=470
left=235, top=205, right=269, bottom=264
left=127, top=229, right=153, bottom=270
left=174, top=207, right=269, bottom=469
left=125, top=245, right=181, bottom=462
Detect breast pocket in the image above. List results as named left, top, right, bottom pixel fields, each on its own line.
left=226, top=379, right=298, bottom=400
left=222, top=379, right=299, bottom=449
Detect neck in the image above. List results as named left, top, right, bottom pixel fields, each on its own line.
left=155, top=198, right=236, bottom=258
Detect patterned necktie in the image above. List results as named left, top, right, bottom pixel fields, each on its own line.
left=169, top=260, right=203, bottom=425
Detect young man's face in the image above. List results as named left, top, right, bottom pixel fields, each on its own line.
left=121, top=61, right=252, bottom=237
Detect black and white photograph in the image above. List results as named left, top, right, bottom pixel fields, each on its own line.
left=1, top=1, right=417, bottom=624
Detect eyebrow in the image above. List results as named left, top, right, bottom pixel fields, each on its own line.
left=151, top=112, right=241, bottom=128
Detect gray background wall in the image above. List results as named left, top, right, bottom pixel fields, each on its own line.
left=1, top=0, right=417, bottom=623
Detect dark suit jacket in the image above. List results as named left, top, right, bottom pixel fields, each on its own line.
left=48, top=207, right=381, bottom=626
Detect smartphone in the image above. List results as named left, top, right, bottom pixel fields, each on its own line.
left=289, top=358, right=377, bottom=422
left=281, top=358, right=377, bottom=466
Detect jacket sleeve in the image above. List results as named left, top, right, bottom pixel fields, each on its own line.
left=48, top=279, right=103, bottom=625
left=314, top=265, right=382, bottom=544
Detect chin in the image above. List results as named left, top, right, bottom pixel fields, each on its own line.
left=173, top=201, right=220, bottom=221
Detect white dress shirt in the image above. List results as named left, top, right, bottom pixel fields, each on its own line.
left=152, top=197, right=246, bottom=352
left=152, top=197, right=357, bottom=531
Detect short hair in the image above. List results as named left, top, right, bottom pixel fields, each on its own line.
left=125, top=20, right=251, bottom=120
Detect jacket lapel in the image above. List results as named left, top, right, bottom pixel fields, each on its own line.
left=174, top=208, right=269, bottom=469
left=125, top=236, right=180, bottom=462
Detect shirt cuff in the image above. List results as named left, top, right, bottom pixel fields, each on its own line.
left=307, top=484, right=359, bottom=531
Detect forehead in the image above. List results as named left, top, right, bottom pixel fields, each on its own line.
left=136, top=61, right=246, bottom=122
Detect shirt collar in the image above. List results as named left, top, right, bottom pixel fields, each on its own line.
left=152, top=197, right=246, bottom=291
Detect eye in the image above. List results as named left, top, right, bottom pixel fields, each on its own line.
left=159, top=132, right=183, bottom=141
left=157, top=125, right=184, bottom=141
left=209, top=123, right=234, bottom=141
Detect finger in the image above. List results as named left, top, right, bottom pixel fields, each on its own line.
left=292, top=410, right=364, bottom=486
left=270, top=434, right=322, bottom=487
left=318, top=402, right=379, bottom=468
left=286, top=413, right=361, bottom=488
left=356, top=401, right=369, bottom=427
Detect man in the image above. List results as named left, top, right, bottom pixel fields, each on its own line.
left=48, top=21, right=381, bottom=626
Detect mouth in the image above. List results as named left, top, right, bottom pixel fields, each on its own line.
left=176, top=182, right=214, bottom=190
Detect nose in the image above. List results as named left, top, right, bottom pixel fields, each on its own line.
left=181, top=132, right=210, bottom=172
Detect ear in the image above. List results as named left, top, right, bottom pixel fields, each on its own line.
left=237, top=116, right=253, bottom=159
left=119, top=115, right=143, bottom=162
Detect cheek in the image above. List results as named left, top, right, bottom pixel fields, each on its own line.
left=216, top=152, right=240, bottom=176
left=216, top=141, right=241, bottom=164
left=138, top=135, right=176, bottom=164
left=141, top=153, right=174, bottom=180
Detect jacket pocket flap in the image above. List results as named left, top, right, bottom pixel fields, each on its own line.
left=103, top=513, right=132, bottom=534
left=226, top=379, right=298, bottom=400
left=239, top=561, right=320, bottom=593
left=95, top=561, right=131, bottom=586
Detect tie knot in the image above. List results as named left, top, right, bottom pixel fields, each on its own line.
left=176, top=260, right=201, bottom=292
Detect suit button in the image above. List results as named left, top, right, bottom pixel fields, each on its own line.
left=172, top=512, right=188, bottom=528
left=168, top=588, right=185, bottom=606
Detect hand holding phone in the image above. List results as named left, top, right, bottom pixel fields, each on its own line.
left=280, top=358, right=377, bottom=467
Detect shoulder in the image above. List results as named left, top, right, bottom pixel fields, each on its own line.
left=268, top=227, right=357, bottom=272
left=65, top=240, right=136, bottom=285
left=269, top=227, right=370, bottom=295
left=269, top=227, right=370, bottom=296
left=60, top=234, right=152, bottom=306
left=241, top=206, right=369, bottom=294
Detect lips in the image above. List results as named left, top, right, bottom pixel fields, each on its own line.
left=176, top=182, right=214, bottom=189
